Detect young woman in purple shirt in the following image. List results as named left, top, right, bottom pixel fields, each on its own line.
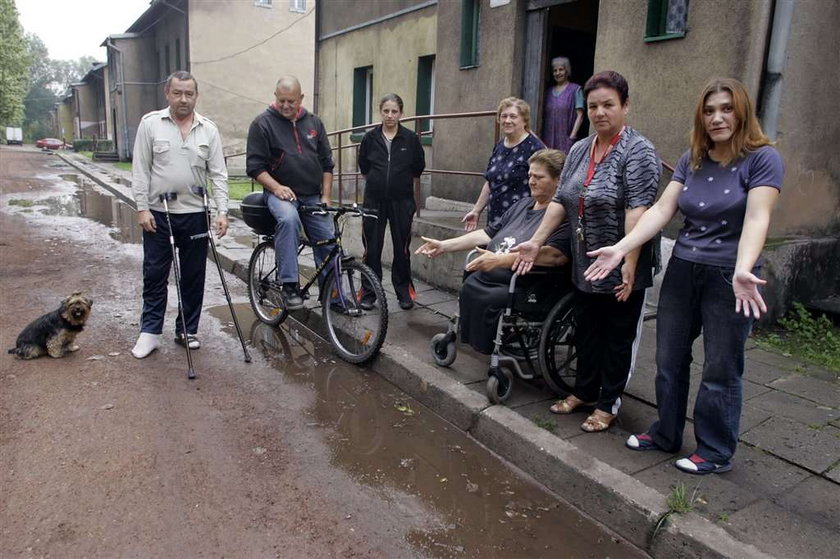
left=584, top=78, right=784, bottom=475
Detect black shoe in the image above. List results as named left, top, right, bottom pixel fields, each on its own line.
left=281, top=283, right=304, bottom=310
left=399, top=299, right=414, bottom=310
left=359, top=293, right=377, bottom=310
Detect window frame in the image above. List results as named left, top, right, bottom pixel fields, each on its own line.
left=460, top=0, right=480, bottom=69
left=254, top=0, right=272, bottom=8
left=416, top=55, right=436, bottom=138
left=289, top=0, right=306, bottom=13
left=645, top=0, right=689, bottom=43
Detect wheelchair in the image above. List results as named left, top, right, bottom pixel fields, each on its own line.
left=430, top=251, right=577, bottom=404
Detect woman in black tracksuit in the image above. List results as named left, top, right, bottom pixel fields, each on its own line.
left=358, top=93, right=426, bottom=309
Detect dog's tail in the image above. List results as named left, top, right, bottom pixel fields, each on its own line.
left=8, top=347, right=19, bottom=355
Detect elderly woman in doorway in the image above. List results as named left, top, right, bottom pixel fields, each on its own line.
left=512, top=70, right=661, bottom=433
left=585, top=78, right=784, bottom=474
left=543, top=56, right=585, bottom=154
left=462, top=97, right=546, bottom=232
left=358, top=93, right=426, bottom=310
left=417, top=149, right=570, bottom=355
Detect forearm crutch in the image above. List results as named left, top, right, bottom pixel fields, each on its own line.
left=159, top=193, right=196, bottom=379
left=193, top=185, right=252, bottom=363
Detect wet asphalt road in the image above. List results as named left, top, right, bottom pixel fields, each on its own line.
left=1, top=148, right=645, bottom=557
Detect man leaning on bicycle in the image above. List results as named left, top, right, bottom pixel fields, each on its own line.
left=246, top=75, right=335, bottom=310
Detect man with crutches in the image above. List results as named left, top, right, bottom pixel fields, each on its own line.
left=130, top=71, right=229, bottom=370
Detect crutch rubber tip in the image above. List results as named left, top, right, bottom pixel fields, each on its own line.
left=188, top=369, right=196, bottom=380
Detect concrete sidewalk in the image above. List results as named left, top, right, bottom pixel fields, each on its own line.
left=62, top=153, right=839, bottom=558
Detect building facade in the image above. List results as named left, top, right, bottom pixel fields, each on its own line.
left=102, top=0, right=316, bottom=167
left=315, top=0, right=840, bottom=319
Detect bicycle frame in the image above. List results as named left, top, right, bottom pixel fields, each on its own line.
left=257, top=205, right=367, bottom=308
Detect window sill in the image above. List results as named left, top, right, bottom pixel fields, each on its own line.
left=644, top=33, right=686, bottom=43
left=459, top=64, right=479, bottom=70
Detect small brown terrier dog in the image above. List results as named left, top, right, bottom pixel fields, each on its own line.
left=8, top=293, right=93, bottom=359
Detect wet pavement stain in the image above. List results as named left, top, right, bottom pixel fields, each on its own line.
left=209, top=305, right=646, bottom=558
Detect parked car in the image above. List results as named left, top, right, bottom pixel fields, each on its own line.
left=36, top=138, right=65, bottom=150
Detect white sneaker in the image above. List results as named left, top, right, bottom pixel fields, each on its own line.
left=131, top=333, right=161, bottom=358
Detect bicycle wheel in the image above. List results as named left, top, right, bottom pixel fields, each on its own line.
left=248, top=241, right=288, bottom=326
left=538, top=292, right=577, bottom=395
left=322, top=259, right=388, bottom=364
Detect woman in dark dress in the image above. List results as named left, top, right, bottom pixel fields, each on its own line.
left=418, top=149, right=570, bottom=354
left=462, top=97, right=546, bottom=232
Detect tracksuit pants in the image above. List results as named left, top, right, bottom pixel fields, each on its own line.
left=140, top=210, right=208, bottom=336
left=362, top=196, right=416, bottom=303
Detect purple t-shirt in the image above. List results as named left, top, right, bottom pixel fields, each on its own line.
left=672, top=146, right=784, bottom=268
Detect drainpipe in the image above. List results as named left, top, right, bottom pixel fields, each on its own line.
left=105, top=38, right=132, bottom=160
left=759, top=0, right=794, bottom=140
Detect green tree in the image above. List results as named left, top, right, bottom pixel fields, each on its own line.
left=0, top=0, right=30, bottom=126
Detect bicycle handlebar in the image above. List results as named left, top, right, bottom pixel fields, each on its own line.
left=299, top=203, right=378, bottom=219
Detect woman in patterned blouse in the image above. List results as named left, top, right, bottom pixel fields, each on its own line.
left=512, top=71, right=661, bottom=433
left=462, top=97, right=546, bottom=231
left=584, top=78, right=783, bottom=475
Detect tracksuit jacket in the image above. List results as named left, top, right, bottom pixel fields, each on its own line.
left=357, top=124, right=425, bottom=200
left=245, top=106, right=334, bottom=195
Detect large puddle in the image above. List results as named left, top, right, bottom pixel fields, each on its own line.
left=210, top=306, right=645, bottom=558
left=4, top=173, right=142, bottom=244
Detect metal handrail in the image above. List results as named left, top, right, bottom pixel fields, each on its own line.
left=329, top=110, right=500, bottom=213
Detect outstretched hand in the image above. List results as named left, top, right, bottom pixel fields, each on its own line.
left=733, top=270, right=768, bottom=318
left=584, top=246, right=624, bottom=282
left=510, top=240, right=540, bottom=275
left=461, top=210, right=479, bottom=231
left=415, top=236, right=446, bottom=258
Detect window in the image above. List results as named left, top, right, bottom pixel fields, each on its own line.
left=352, top=66, right=374, bottom=129
left=175, top=38, right=181, bottom=71
left=416, top=55, right=436, bottom=134
left=165, top=44, right=171, bottom=76
left=289, top=0, right=306, bottom=12
left=645, top=0, right=689, bottom=42
left=460, top=0, right=480, bottom=68
left=254, top=0, right=272, bottom=7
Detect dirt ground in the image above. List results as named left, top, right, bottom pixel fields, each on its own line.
left=0, top=148, right=426, bottom=557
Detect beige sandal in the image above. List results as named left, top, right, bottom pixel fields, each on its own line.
left=580, top=410, right=616, bottom=432
left=549, top=395, right=593, bottom=415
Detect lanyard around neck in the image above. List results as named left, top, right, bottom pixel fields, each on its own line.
left=579, top=128, right=624, bottom=219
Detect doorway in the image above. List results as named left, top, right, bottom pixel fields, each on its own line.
left=521, top=0, right=599, bottom=143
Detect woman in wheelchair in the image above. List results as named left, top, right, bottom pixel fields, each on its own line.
left=416, top=149, right=571, bottom=356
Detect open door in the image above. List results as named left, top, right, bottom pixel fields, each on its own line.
left=522, top=0, right=598, bottom=143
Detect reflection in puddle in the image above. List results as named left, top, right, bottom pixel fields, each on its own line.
left=29, top=174, right=143, bottom=244
left=210, top=306, right=644, bottom=558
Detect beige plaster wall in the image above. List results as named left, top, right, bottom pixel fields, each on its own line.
left=188, top=0, right=316, bottom=169
left=431, top=0, right=526, bottom=202
left=769, top=2, right=840, bottom=236
left=594, top=0, right=773, bottom=172
left=317, top=5, right=437, bottom=178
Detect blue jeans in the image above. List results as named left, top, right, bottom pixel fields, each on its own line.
left=649, top=256, right=753, bottom=463
left=264, top=192, right=335, bottom=285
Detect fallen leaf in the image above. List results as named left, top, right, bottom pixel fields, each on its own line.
left=86, top=355, right=104, bottom=361
left=100, top=404, right=114, bottom=410
left=108, top=352, right=120, bottom=357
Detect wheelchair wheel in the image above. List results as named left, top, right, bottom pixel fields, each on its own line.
left=538, top=292, right=577, bottom=395
left=430, top=333, right=457, bottom=367
left=248, top=241, right=288, bottom=326
left=322, top=259, right=388, bottom=364
left=486, top=366, right=514, bottom=404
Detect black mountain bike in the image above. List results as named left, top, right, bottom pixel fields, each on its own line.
left=242, top=195, right=388, bottom=364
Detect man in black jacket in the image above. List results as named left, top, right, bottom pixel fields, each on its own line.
left=246, top=76, right=335, bottom=309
